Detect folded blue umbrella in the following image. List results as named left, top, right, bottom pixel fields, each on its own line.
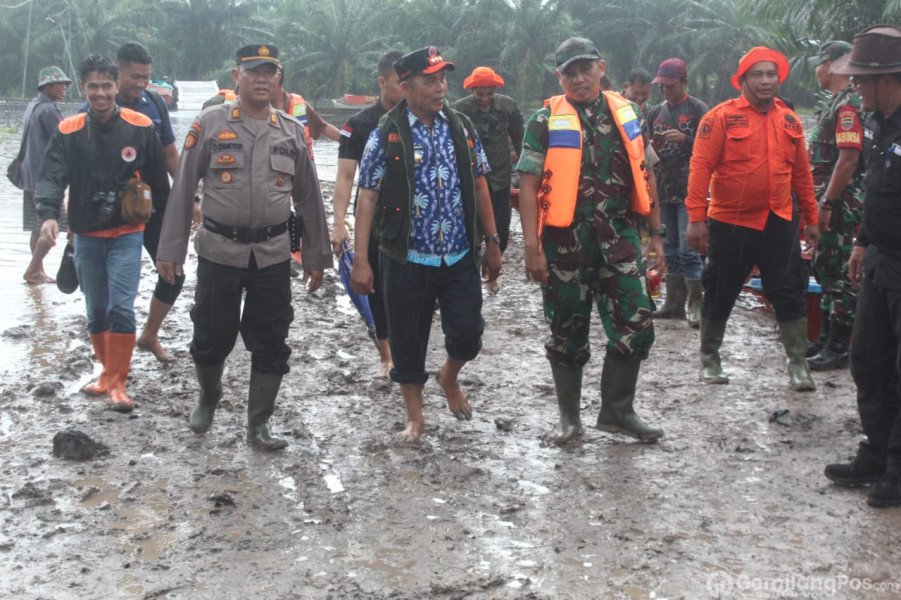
left=338, top=238, right=377, bottom=348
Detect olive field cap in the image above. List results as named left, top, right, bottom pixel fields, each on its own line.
left=463, top=66, right=505, bottom=89
left=831, top=25, right=901, bottom=75
left=809, top=41, right=852, bottom=66
left=236, top=44, right=280, bottom=69
left=394, top=47, right=455, bottom=82
left=652, top=58, right=688, bottom=85
left=731, top=46, right=790, bottom=90
left=38, top=66, right=72, bottom=89
left=555, top=37, right=600, bottom=70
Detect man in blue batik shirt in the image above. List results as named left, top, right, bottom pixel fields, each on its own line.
left=350, top=46, right=502, bottom=440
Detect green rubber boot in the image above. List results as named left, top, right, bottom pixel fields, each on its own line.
left=550, top=362, right=584, bottom=443
left=190, top=364, right=224, bottom=434
left=686, top=279, right=702, bottom=328
left=699, top=317, right=729, bottom=384
left=247, top=370, right=289, bottom=450
left=778, top=317, right=816, bottom=391
left=654, top=274, right=687, bottom=319
left=596, top=356, right=663, bottom=442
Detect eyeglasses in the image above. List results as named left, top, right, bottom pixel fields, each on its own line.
left=851, top=75, right=875, bottom=87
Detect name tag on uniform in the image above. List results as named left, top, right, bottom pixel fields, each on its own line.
left=890, top=143, right=901, bottom=157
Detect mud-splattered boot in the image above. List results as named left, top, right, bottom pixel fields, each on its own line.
left=190, top=364, right=224, bottom=434
left=83, top=331, right=109, bottom=395
left=107, top=333, right=136, bottom=412
left=686, top=279, right=702, bottom=328
left=654, top=274, right=686, bottom=319
left=699, top=318, right=729, bottom=384
left=247, top=369, right=288, bottom=451
left=596, top=356, right=663, bottom=442
left=778, top=317, right=816, bottom=391
left=550, top=362, right=583, bottom=443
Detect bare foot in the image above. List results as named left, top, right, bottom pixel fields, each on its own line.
left=136, top=337, right=175, bottom=362
left=393, top=418, right=425, bottom=441
left=486, top=279, right=499, bottom=295
left=375, top=360, right=393, bottom=379
left=23, top=270, right=55, bottom=284
left=437, top=367, right=472, bottom=421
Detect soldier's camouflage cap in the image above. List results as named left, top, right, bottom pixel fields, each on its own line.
left=38, top=66, right=72, bottom=89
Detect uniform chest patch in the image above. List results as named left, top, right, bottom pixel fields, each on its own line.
left=725, top=114, right=748, bottom=129
left=276, top=173, right=288, bottom=187
left=271, top=146, right=297, bottom=159
left=388, top=133, right=401, bottom=143
left=220, top=170, right=234, bottom=184
left=121, top=146, right=137, bottom=162
left=217, top=154, right=236, bottom=165
left=216, top=130, right=238, bottom=140
left=211, top=141, right=242, bottom=152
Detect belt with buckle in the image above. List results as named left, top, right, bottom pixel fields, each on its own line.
left=203, top=217, right=288, bottom=243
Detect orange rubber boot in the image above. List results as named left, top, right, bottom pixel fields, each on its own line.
left=83, top=332, right=110, bottom=395
left=107, top=333, right=136, bottom=412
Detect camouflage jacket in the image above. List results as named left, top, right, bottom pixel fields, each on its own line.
left=808, top=85, right=865, bottom=197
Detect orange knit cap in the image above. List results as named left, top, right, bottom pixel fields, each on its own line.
left=463, top=66, right=505, bottom=89
left=730, top=47, right=790, bottom=90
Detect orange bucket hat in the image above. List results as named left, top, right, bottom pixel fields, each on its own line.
left=730, top=47, right=790, bottom=90
left=463, top=66, right=505, bottom=89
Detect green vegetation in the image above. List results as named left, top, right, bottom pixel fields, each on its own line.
left=2, top=0, right=899, bottom=108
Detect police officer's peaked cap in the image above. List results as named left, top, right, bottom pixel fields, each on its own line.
left=236, top=44, right=280, bottom=69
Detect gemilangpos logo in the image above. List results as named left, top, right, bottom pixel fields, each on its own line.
left=705, top=571, right=900, bottom=597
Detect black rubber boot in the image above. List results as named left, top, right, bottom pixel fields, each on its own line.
left=825, top=449, right=886, bottom=487
left=778, top=317, right=816, bottom=391
left=685, top=279, right=702, bottom=328
left=550, top=362, right=583, bottom=443
left=190, top=363, right=224, bottom=434
left=247, top=370, right=288, bottom=451
left=699, top=318, right=729, bottom=384
left=807, top=309, right=830, bottom=358
left=596, top=356, right=663, bottom=442
left=654, top=274, right=686, bottom=319
left=808, top=316, right=849, bottom=371
left=868, top=473, right=901, bottom=508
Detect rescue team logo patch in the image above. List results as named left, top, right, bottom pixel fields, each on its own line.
left=220, top=170, right=233, bottom=184
left=121, top=146, right=137, bottom=162
left=184, top=131, right=198, bottom=150
left=388, top=133, right=401, bottom=143
left=782, top=118, right=802, bottom=133
left=216, top=130, right=237, bottom=140
left=217, top=154, right=236, bottom=165
left=725, top=114, right=749, bottom=129
left=276, top=173, right=288, bottom=187
left=698, top=121, right=712, bottom=139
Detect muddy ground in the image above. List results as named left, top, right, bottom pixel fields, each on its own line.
left=1, top=183, right=900, bottom=600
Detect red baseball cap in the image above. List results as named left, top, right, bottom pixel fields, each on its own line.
left=652, top=58, right=687, bottom=85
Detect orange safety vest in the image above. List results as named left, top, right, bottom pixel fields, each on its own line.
left=539, top=92, right=650, bottom=233
left=287, top=93, right=314, bottom=160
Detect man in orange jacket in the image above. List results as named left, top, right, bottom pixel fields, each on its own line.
left=686, top=46, right=819, bottom=391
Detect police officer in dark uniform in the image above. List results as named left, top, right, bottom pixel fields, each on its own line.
left=156, top=44, right=331, bottom=450
left=825, top=25, right=901, bottom=508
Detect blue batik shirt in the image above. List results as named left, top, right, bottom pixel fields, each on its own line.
left=358, top=107, right=490, bottom=266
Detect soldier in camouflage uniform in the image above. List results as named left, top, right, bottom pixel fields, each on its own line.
left=517, top=37, right=666, bottom=443
left=807, top=41, right=866, bottom=370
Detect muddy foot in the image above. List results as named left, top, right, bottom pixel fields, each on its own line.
left=394, top=419, right=425, bottom=441
left=136, top=337, right=175, bottom=363
left=437, top=367, right=472, bottom=421
left=375, top=360, right=393, bottom=380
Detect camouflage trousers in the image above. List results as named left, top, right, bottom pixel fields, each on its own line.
left=541, top=257, right=655, bottom=368
left=812, top=190, right=861, bottom=328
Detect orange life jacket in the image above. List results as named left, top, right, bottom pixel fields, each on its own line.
left=539, top=92, right=650, bottom=232
left=287, top=93, right=314, bottom=160
left=218, top=89, right=237, bottom=102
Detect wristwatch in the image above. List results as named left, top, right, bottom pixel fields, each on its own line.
left=819, top=194, right=836, bottom=209
left=648, top=225, right=666, bottom=237
left=484, top=234, right=501, bottom=245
